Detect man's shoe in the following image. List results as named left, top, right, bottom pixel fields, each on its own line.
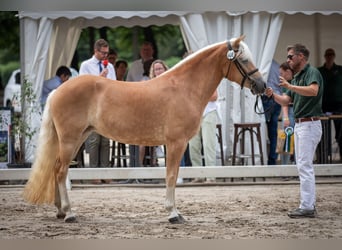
left=287, top=208, right=316, bottom=218
left=191, top=178, right=205, bottom=183
left=176, top=178, right=183, bottom=184
left=205, top=178, right=216, bottom=183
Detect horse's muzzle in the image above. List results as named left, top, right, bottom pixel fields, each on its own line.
left=251, top=78, right=267, bottom=95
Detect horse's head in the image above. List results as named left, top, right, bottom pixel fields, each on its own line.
left=225, top=36, right=266, bottom=95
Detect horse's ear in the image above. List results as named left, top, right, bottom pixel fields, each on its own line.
left=236, top=35, right=246, bottom=44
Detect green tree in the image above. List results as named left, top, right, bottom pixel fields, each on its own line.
left=0, top=11, right=20, bottom=86
left=0, top=11, right=19, bottom=63
left=74, top=24, right=186, bottom=69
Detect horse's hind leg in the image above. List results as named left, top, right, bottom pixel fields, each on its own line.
left=55, top=179, right=66, bottom=219
left=55, top=154, right=77, bottom=223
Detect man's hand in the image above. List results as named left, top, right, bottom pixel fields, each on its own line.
left=100, top=68, right=108, bottom=78
left=279, top=76, right=291, bottom=89
left=265, top=87, right=274, bottom=98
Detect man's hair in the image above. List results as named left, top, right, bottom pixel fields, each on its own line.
left=279, top=62, right=293, bottom=73
left=109, top=48, right=117, bottom=56
left=94, top=39, right=109, bottom=51
left=324, top=48, right=335, bottom=56
left=141, top=41, right=154, bottom=49
left=287, top=43, right=310, bottom=60
left=56, top=66, right=71, bottom=77
left=115, top=60, right=128, bottom=68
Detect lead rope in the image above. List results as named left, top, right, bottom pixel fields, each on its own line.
left=254, top=94, right=275, bottom=115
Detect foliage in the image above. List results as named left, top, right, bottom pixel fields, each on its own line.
left=75, top=25, right=186, bottom=68
left=0, top=11, right=20, bottom=64
left=0, top=11, right=20, bottom=88
left=11, top=78, right=41, bottom=163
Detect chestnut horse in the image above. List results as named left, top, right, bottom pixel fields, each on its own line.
left=23, top=35, right=266, bottom=224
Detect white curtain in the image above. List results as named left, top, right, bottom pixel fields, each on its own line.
left=46, top=18, right=84, bottom=81
left=20, top=17, right=83, bottom=162
left=180, top=11, right=285, bottom=165
left=21, top=17, right=54, bottom=162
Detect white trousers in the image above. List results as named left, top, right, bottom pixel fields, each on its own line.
left=294, top=120, right=322, bottom=210
left=189, top=110, right=218, bottom=166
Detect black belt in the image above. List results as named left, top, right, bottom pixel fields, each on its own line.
left=295, top=117, right=320, bottom=123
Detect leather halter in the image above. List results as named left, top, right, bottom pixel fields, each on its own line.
left=225, top=40, right=270, bottom=115
left=225, top=41, right=259, bottom=90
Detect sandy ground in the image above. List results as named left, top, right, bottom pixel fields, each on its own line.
left=1, top=182, right=342, bottom=239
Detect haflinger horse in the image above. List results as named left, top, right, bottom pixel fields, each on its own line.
left=23, top=35, right=266, bottom=224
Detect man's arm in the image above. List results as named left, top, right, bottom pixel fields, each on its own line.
left=279, top=76, right=319, bottom=96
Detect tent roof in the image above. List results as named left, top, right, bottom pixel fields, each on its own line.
left=18, top=11, right=342, bottom=28
left=18, top=11, right=189, bottom=28
left=19, top=11, right=342, bottom=19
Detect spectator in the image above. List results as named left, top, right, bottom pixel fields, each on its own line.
left=126, top=41, right=154, bottom=169
left=139, top=58, right=156, bottom=167
left=126, top=41, right=154, bottom=82
left=41, top=66, right=71, bottom=109
left=115, top=60, right=128, bottom=81
left=79, top=38, right=116, bottom=184
left=279, top=62, right=295, bottom=164
left=108, top=49, right=118, bottom=66
left=262, top=60, right=282, bottom=165
left=190, top=89, right=219, bottom=183
left=318, top=48, right=342, bottom=162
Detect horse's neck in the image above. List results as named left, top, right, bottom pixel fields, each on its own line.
left=176, top=45, right=227, bottom=106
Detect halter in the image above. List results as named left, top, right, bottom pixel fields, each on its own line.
left=225, top=41, right=259, bottom=91
left=225, top=40, right=271, bottom=115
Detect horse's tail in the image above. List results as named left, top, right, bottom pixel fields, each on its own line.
left=23, top=91, right=58, bottom=204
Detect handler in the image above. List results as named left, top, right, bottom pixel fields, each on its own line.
left=265, top=43, right=323, bottom=218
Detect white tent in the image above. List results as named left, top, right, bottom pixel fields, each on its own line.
left=18, top=11, right=342, bottom=163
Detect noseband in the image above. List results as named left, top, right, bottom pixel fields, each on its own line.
left=225, top=41, right=259, bottom=91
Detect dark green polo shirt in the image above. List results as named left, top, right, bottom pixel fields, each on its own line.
left=285, top=64, right=323, bottom=119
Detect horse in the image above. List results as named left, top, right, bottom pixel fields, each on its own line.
left=23, top=35, right=266, bottom=224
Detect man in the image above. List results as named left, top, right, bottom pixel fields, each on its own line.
left=318, top=48, right=342, bottom=161
left=265, top=43, right=323, bottom=218
left=126, top=41, right=154, bottom=169
left=79, top=39, right=116, bottom=183
left=107, top=49, right=118, bottom=66
left=41, top=66, right=71, bottom=109
left=126, top=41, right=154, bottom=82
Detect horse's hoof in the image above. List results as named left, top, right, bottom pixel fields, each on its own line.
left=169, top=214, right=185, bottom=224
left=64, top=214, right=77, bottom=223
left=56, top=211, right=66, bottom=219
left=56, top=213, right=66, bottom=219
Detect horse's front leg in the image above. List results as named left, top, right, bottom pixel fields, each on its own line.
left=55, top=161, right=76, bottom=223
left=165, top=142, right=186, bottom=224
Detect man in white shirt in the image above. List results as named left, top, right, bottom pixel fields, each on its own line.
left=126, top=41, right=154, bottom=169
left=126, top=41, right=154, bottom=81
left=79, top=39, right=116, bottom=181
